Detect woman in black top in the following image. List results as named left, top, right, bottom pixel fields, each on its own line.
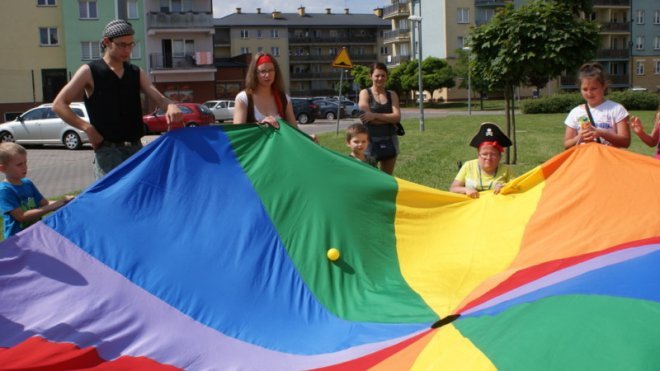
left=358, top=62, right=401, bottom=175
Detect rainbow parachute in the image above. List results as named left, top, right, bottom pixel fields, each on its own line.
left=1, top=123, right=659, bottom=369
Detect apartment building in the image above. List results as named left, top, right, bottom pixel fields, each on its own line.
left=145, top=0, right=216, bottom=105
left=630, top=1, right=660, bottom=92
left=213, top=7, right=390, bottom=98
left=0, top=0, right=66, bottom=119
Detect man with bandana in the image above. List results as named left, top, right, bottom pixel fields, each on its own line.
left=54, top=19, right=182, bottom=178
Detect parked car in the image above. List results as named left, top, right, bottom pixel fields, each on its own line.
left=290, top=98, right=319, bottom=125
left=143, top=103, right=215, bottom=134
left=312, top=99, right=347, bottom=120
left=0, top=103, right=90, bottom=150
left=203, top=100, right=235, bottom=122
left=329, top=98, right=360, bottom=117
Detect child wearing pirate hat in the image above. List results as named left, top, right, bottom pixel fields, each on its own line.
left=450, top=123, right=514, bottom=198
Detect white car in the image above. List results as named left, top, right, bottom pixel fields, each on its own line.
left=203, top=100, right=235, bottom=122
left=0, top=103, right=90, bottom=150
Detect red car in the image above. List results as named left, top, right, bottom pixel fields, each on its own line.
left=143, top=103, right=215, bottom=134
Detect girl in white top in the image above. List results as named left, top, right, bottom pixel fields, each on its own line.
left=233, top=52, right=297, bottom=128
left=563, top=62, right=630, bottom=149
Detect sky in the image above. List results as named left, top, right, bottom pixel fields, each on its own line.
left=212, top=1, right=385, bottom=18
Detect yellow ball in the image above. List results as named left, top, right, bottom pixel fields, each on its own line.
left=327, top=248, right=341, bottom=261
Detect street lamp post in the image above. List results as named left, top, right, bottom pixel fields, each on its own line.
left=463, top=46, right=472, bottom=116
left=409, top=15, right=424, bottom=132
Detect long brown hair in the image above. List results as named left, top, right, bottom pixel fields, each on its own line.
left=245, top=52, right=286, bottom=94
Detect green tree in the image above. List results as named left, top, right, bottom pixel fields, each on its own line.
left=469, top=0, right=599, bottom=163
left=386, top=63, right=407, bottom=99
left=455, top=48, right=493, bottom=110
left=350, top=65, right=371, bottom=90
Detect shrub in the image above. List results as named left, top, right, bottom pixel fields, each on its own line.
left=522, top=91, right=658, bottom=114
left=607, top=91, right=658, bottom=110
left=521, top=93, right=583, bottom=114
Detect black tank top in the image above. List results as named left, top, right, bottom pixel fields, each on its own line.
left=85, top=59, right=144, bottom=142
left=366, top=88, right=396, bottom=137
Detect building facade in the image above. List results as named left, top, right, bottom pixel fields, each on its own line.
left=0, top=0, right=66, bottom=119
left=630, top=1, right=660, bottom=92
left=213, top=7, right=390, bottom=99
left=145, top=0, right=216, bottom=105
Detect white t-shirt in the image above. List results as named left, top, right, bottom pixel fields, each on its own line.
left=235, top=90, right=291, bottom=122
left=564, top=100, right=628, bottom=146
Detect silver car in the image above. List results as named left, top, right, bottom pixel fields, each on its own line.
left=203, top=100, right=235, bottom=122
left=0, top=103, right=90, bottom=150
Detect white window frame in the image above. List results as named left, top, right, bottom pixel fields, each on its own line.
left=39, top=27, right=58, bottom=46
left=636, top=61, right=645, bottom=75
left=655, top=10, right=660, bottom=24
left=636, top=9, right=645, bottom=24
left=240, top=29, right=249, bottom=39
left=457, top=8, right=470, bottom=24
left=240, top=47, right=250, bottom=54
left=81, top=41, right=100, bottom=60
left=38, top=0, right=56, bottom=6
left=654, top=36, right=660, bottom=50
left=458, top=36, right=466, bottom=49
left=271, top=47, right=280, bottom=57
left=654, top=60, right=660, bottom=74
left=380, top=46, right=388, bottom=55
left=172, top=39, right=194, bottom=57
left=271, top=29, right=279, bottom=38
left=79, top=0, right=97, bottom=19
left=636, top=36, right=644, bottom=50
left=127, top=0, right=139, bottom=19
left=130, top=41, right=141, bottom=59
left=256, top=30, right=262, bottom=39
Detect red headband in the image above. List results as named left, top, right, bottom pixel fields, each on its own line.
left=256, top=55, right=273, bottom=66
left=479, top=141, right=504, bottom=153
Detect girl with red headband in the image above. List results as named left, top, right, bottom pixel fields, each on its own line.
left=233, top=52, right=297, bottom=128
left=450, top=122, right=514, bottom=198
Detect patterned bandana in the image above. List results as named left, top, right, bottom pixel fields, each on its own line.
left=103, top=20, right=134, bottom=39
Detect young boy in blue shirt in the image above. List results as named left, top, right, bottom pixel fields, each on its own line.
left=0, top=143, right=73, bottom=239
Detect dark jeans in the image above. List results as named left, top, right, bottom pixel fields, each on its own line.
left=93, top=142, right=143, bottom=179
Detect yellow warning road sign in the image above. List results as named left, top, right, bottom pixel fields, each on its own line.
left=332, top=48, right=353, bottom=69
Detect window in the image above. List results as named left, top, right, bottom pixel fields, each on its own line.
left=636, top=61, right=645, bottom=75
left=81, top=41, right=100, bottom=60
left=458, top=36, right=466, bottom=49
left=160, top=0, right=191, bottom=12
left=271, top=29, right=279, bottom=38
left=130, top=42, right=141, bottom=59
left=173, top=39, right=194, bottom=57
left=271, top=47, right=280, bottom=56
left=655, top=37, right=660, bottom=50
left=256, top=30, right=262, bottom=38
left=457, top=8, right=470, bottom=24
left=240, top=29, right=249, bottom=39
left=79, top=1, right=97, bottom=19
left=37, top=0, right=56, bottom=5
left=655, top=10, right=660, bottom=24
left=257, top=46, right=263, bottom=53
left=127, top=0, right=139, bottom=19
left=329, top=47, right=338, bottom=56
left=39, top=27, right=58, bottom=46
left=240, top=47, right=250, bottom=54
left=636, top=36, right=644, bottom=50
left=636, top=10, right=645, bottom=24
left=654, top=61, right=660, bottom=74
left=380, top=46, right=388, bottom=55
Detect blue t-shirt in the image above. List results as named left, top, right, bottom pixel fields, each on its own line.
left=0, top=179, right=44, bottom=238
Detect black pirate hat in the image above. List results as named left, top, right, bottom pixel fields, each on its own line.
left=469, top=122, right=512, bottom=150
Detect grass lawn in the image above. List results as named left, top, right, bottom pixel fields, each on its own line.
left=319, top=110, right=658, bottom=190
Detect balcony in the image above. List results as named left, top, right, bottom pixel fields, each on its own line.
left=290, top=53, right=377, bottom=63
left=288, top=35, right=377, bottom=44
left=600, top=22, right=630, bottom=32
left=386, top=55, right=411, bottom=66
left=147, top=11, right=213, bottom=30
left=150, top=52, right=214, bottom=70
left=383, top=2, right=410, bottom=19
left=592, top=0, right=630, bottom=6
left=383, top=29, right=411, bottom=43
left=597, top=48, right=629, bottom=59
left=475, top=0, right=510, bottom=7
